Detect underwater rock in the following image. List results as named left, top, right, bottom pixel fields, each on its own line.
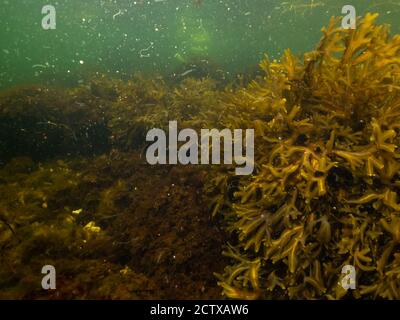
left=0, top=85, right=110, bottom=162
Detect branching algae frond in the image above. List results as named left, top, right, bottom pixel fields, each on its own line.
left=212, top=14, right=400, bottom=299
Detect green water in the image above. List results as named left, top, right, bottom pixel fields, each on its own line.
left=1, top=0, right=399, bottom=88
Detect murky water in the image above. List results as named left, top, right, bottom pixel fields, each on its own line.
left=1, top=0, right=399, bottom=88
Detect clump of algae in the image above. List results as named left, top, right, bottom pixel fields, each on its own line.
left=209, top=13, right=400, bottom=299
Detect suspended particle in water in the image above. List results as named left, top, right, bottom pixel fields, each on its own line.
left=113, top=9, right=122, bottom=20
left=139, top=42, right=154, bottom=58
